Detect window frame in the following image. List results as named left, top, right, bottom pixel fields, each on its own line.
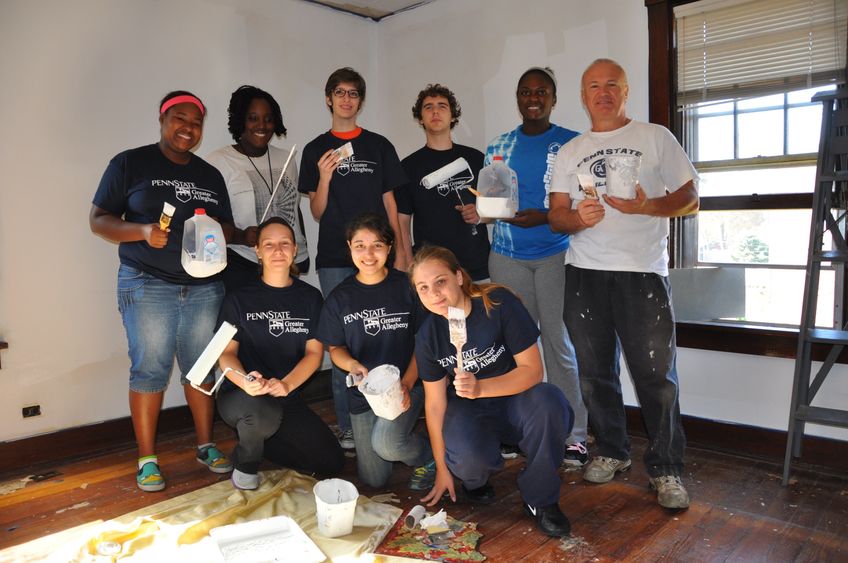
left=645, top=0, right=848, bottom=361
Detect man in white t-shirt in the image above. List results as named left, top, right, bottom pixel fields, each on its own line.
left=549, top=58, right=699, bottom=509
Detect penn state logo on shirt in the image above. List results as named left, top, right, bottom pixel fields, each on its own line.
left=590, top=158, right=606, bottom=178
left=175, top=185, right=192, bottom=203
left=435, top=171, right=474, bottom=198
left=268, top=318, right=285, bottom=337
left=364, top=317, right=381, bottom=336
left=335, top=157, right=376, bottom=177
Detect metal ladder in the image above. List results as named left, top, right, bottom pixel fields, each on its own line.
left=783, top=86, right=848, bottom=485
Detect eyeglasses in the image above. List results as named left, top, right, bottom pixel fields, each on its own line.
left=517, top=88, right=552, bottom=98
left=332, top=88, right=361, bottom=99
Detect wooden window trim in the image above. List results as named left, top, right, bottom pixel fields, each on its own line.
left=646, top=0, right=848, bottom=363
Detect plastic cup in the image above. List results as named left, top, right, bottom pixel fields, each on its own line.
left=605, top=155, right=641, bottom=199
left=313, top=478, right=359, bottom=538
left=361, top=364, right=405, bottom=420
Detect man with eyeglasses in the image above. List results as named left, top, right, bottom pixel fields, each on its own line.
left=484, top=67, right=589, bottom=483
left=549, top=58, right=699, bottom=509
left=298, top=66, right=408, bottom=451
left=397, top=84, right=490, bottom=282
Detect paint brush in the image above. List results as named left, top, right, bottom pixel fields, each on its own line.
left=447, top=306, right=467, bottom=376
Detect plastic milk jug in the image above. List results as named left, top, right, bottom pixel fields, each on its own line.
left=476, top=156, right=518, bottom=219
left=181, top=208, right=226, bottom=278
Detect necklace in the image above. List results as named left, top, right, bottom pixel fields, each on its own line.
left=241, top=143, right=274, bottom=195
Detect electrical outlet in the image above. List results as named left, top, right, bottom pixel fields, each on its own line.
left=22, top=405, right=41, bottom=418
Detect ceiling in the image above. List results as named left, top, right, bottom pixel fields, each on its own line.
left=299, top=0, right=437, bottom=21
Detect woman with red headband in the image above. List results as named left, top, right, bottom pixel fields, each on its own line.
left=90, top=90, right=236, bottom=492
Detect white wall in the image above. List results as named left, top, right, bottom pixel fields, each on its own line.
left=0, top=0, right=374, bottom=441
left=0, top=0, right=845, bottom=444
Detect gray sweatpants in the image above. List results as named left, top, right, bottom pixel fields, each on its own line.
left=489, top=250, right=588, bottom=444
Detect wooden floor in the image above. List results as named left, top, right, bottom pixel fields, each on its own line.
left=1, top=400, right=846, bottom=562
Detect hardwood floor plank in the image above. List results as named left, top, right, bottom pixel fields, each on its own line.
left=1, top=402, right=847, bottom=561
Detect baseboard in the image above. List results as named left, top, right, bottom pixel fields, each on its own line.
left=3, top=376, right=843, bottom=478
left=0, top=370, right=333, bottom=478
left=625, top=406, right=848, bottom=473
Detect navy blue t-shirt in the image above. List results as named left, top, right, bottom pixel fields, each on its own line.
left=217, top=277, right=323, bottom=397
left=415, top=288, right=539, bottom=398
left=93, top=144, right=233, bottom=284
left=298, top=129, right=407, bottom=269
left=316, top=269, right=425, bottom=414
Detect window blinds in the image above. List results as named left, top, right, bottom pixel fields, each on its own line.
left=675, top=0, right=847, bottom=105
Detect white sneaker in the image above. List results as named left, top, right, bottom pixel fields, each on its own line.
left=583, top=456, right=631, bottom=483
left=232, top=468, right=260, bottom=490
left=649, top=475, right=690, bottom=509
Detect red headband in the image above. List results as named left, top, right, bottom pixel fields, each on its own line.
left=160, top=95, right=206, bottom=116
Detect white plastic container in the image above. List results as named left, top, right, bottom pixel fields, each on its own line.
left=181, top=208, right=227, bottom=278
left=313, top=478, right=359, bottom=538
left=360, top=364, right=405, bottom=420
left=476, top=156, right=518, bottom=219
left=605, top=155, right=641, bottom=199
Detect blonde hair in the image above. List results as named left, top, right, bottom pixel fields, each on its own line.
left=409, top=246, right=514, bottom=316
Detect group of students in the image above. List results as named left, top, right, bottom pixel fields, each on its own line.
left=90, top=58, right=697, bottom=540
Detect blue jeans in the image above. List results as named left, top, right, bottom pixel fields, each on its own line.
left=117, top=264, right=224, bottom=392
left=442, top=383, right=571, bottom=507
left=563, top=265, right=686, bottom=477
left=318, top=266, right=357, bottom=433
left=349, top=384, right=431, bottom=488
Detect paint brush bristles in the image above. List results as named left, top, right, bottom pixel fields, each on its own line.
left=447, top=306, right=467, bottom=374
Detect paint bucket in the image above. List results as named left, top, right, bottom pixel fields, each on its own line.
left=605, top=154, right=641, bottom=199
left=361, top=364, right=405, bottom=420
left=313, top=478, right=359, bottom=538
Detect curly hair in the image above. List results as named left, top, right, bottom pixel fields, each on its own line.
left=226, top=85, right=286, bottom=143
left=411, top=84, right=461, bottom=129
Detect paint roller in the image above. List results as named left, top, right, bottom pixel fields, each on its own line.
left=420, top=157, right=479, bottom=235
left=420, top=157, right=472, bottom=189
left=186, top=321, right=254, bottom=395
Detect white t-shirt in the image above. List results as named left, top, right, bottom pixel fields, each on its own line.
left=205, top=144, right=308, bottom=265
left=550, top=120, right=697, bottom=275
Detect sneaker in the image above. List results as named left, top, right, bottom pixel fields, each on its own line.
left=461, top=481, right=497, bottom=505
left=523, top=501, right=571, bottom=537
left=136, top=461, right=165, bottom=492
left=197, top=445, right=233, bottom=474
left=563, top=441, right=589, bottom=467
left=338, top=429, right=355, bottom=450
left=231, top=468, right=260, bottom=490
left=409, top=460, right=437, bottom=491
left=583, top=456, right=631, bottom=483
left=500, top=443, right=521, bottom=459
left=649, top=475, right=690, bottom=509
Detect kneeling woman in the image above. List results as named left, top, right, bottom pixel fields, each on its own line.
left=316, top=212, right=435, bottom=490
left=410, top=246, right=573, bottom=537
left=217, top=218, right=344, bottom=489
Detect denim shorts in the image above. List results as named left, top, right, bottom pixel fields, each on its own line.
left=117, top=264, right=224, bottom=393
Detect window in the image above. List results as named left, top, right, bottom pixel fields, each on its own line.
left=669, top=0, right=847, bottom=329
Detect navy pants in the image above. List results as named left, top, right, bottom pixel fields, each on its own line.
left=442, top=382, right=571, bottom=507
left=563, top=265, right=686, bottom=477
left=217, top=390, right=344, bottom=476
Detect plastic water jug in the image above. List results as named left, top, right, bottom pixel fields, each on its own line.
left=476, top=156, right=518, bottom=219
left=181, top=208, right=226, bottom=278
